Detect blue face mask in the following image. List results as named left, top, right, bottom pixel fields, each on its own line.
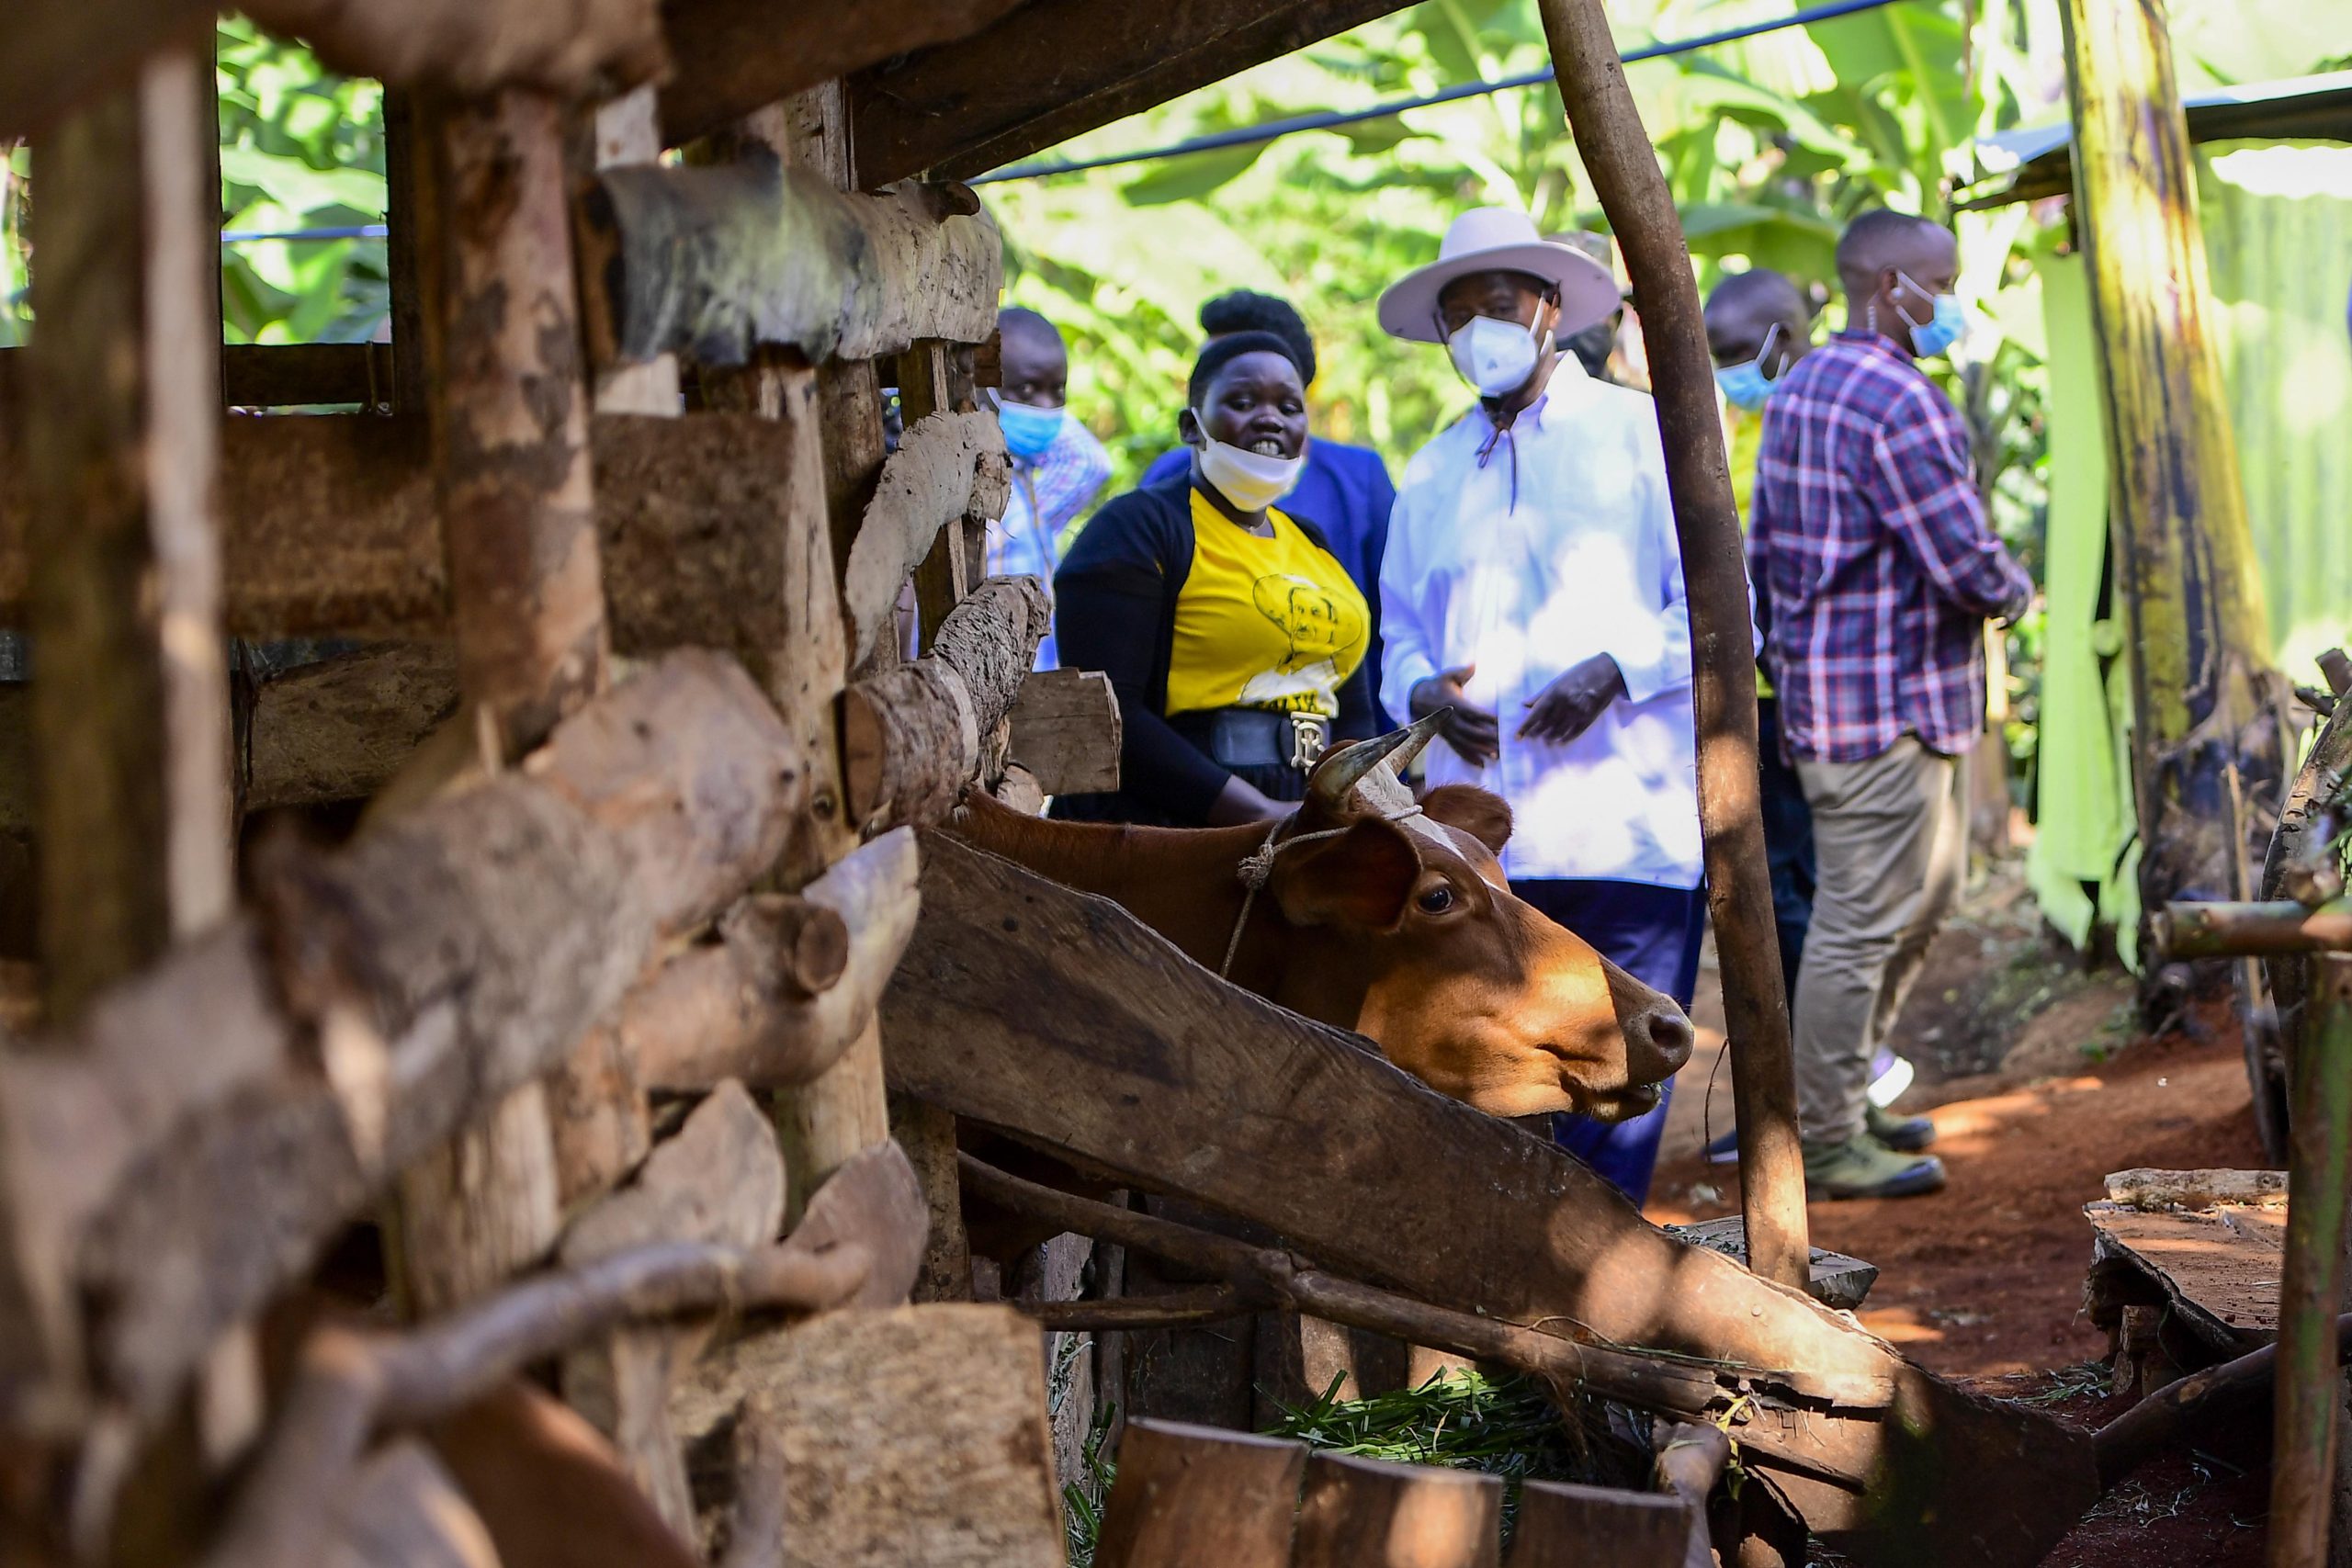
left=1714, top=361, right=1773, bottom=412
left=1895, top=273, right=1967, bottom=358
left=994, top=396, right=1067, bottom=461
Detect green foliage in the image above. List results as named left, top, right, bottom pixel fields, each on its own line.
left=0, top=145, right=28, bottom=347
left=1262, top=1369, right=1641, bottom=1543
left=216, top=16, right=388, bottom=344
left=990, top=0, right=2040, bottom=499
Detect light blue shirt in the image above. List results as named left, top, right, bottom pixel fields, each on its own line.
left=989, top=418, right=1110, bottom=671
left=1380, top=357, right=1706, bottom=888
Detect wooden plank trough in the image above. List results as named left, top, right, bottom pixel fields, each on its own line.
left=0, top=3, right=2256, bottom=1567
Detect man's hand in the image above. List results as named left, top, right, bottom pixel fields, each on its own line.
left=1518, top=654, right=1626, bottom=745
left=1408, top=665, right=1500, bottom=768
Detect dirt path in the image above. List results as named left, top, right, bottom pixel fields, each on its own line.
left=1637, top=864, right=2276, bottom=1565
left=1644, top=862, right=2267, bottom=1379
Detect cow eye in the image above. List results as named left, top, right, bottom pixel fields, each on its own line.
left=1416, top=886, right=1455, bottom=915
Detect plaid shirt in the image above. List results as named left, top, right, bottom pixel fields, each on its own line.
left=1748, top=332, right=2030, bottom=763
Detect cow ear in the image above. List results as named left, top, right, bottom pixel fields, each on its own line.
left=1420, top=785, right=1512, bottom=858
left=1271, top=818, right=1421, bottom=931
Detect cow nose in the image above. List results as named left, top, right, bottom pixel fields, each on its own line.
left=1641, top=1005, right=1694, bottom=1077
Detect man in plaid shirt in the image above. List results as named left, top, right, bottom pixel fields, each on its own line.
left=1749, top=209, right=2030, bottom=1200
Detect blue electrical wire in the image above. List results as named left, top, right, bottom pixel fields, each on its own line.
left=215, top=0, right=1905, bottom=241
left=970, top=0, right=1906, bottom=184
left=220, top=222, right=387, bottom=243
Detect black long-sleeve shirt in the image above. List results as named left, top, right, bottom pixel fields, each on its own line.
left=1054, top=475, right=1376, bottom=823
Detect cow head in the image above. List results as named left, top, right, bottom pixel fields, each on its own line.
left=1261, top=718, right=1694, bottom=1121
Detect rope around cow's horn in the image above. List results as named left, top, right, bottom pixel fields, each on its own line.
left=1219, top=800, right=1428, bottom=978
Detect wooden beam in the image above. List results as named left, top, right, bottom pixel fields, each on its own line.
left=0, top=343, right=398, bottom=412
left=326, top=1440, right=501, bottom=1568
left=672, top=1304, right=1066, bottom=1567
left=0, top=0, right=664, bottom=142
left=1009, top=669, right=1121, bottom=795
left=3, top=410, right=940, bottom=645
left=0, top=644, right=454, bottom=830
left=840, top=409, right=1007, bottom=668
left=657, top=0, right=1031, bottom=150
left=243, top=0, right=667, bottom=96
left=22, top=44, right=233, bottom=1021
left=1293, top=1450, right=1499, bottom=1568
left=392, top=86, right=608, bottom=1325
left=0, top=0, right=209, bottom=144
left=49, top=651, right=801, bottom=1422
left=881, top=834, right=2101, bottom=1567
left=559, top=1080, right=786, bottom=1538
left=430, top=90, right=607, bottom=764
left=1507, top=1480, right=1690, bottom=1568
left=0, top=414, right=440, bottom=638
left=842, top=577, right=1050, bottom=833
left=574, top=158, right=1000, bottom=369
left=1093, top=1419, right=1305, bottom=1568
left=628, top=830, right=921, bottom=1095
left=849, top=0, right=1407, bottom=186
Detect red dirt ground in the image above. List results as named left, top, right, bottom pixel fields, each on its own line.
left=1643, top=865, right=2275, bottom=1565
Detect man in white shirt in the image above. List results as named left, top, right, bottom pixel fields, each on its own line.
left=1376, top=208, right=1702, bottom=1206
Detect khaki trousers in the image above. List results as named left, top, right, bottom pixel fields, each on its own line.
left=1791, top=736, right=1967, bottom=1144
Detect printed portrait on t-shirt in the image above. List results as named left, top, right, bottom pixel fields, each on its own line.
left=1237, top=572, right=1366, bottom=709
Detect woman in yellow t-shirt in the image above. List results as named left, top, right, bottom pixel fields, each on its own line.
left=1054, top=332, right=1375, bottom=825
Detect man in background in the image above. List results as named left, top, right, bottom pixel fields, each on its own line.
left=1552, top=231, right=1628, bottom=384
left=1748, top=210, right=2030, bottom=1200
left=1707, top=267, right=1817, bottom=1011
left=1144, top=290, right=1399, bottom=724
left=991, top=306, right=1112, bottom=671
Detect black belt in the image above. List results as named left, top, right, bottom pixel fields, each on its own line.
left=1172, top=707, right=1332, bottom=771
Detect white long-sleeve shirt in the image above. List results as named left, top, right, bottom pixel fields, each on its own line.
left=1379, top=356, right=1703, bottom=889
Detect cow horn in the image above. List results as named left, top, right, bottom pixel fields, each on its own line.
left=1387, top=708, right=1447, bottom=773
left=1309, top=712, right=1447, bottom=807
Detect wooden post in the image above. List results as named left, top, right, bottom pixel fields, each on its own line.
left=2059, top=0, right=2278, bottom=933
left=1093, top=1420, right=1305, bottom=1568
left=24, top=47, right=233, bottom=1023
left=705, top=80, right=901, bottom=1226
left=1531, top=0, right=1809, bottom=1289
left=432, top=91, right=607, bottom=763
left=19, top=38, right=242, bottom=1559
left=2272, top=957, right=2352, bottom=1568
left=393, top=87, right=605, bottom=1316
left=900, top=340, right=978, bottom=651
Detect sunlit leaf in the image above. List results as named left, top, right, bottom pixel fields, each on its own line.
left=1119, top=142, right=1268, bottom=205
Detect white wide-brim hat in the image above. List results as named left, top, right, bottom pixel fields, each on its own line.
left=1376, top=207, right=1623, bottom=344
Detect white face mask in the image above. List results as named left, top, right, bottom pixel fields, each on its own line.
left=1447, top=314, right=1551, bottom=399
left=1193, top=421, right=1305, bottom=512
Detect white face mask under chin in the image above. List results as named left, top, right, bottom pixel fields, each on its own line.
left=1194, top=428, right=1305, bottom=513
left=1447, top=315, right=1551, bottom=399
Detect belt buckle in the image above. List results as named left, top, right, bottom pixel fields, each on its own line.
left=1287, top=712, right=1328, bottom=770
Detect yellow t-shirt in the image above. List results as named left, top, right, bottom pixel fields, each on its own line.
left=1164, top=490, right=1370, bottom=720
left=1726, top=404, right=1774, bottom=700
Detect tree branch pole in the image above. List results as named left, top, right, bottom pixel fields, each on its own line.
left=1532, top=0, right=1808, bottom=1288
left=2273, top=957, right=2352, bottom=1568
left=395, top=85, right=607, bottom=1319
left=2158, top=901, right=2352, bottom=961
left=959, top=1153, right=1883, bottom=1487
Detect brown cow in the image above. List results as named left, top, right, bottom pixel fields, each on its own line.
left=949, top=716, right=1693, bottom=1122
